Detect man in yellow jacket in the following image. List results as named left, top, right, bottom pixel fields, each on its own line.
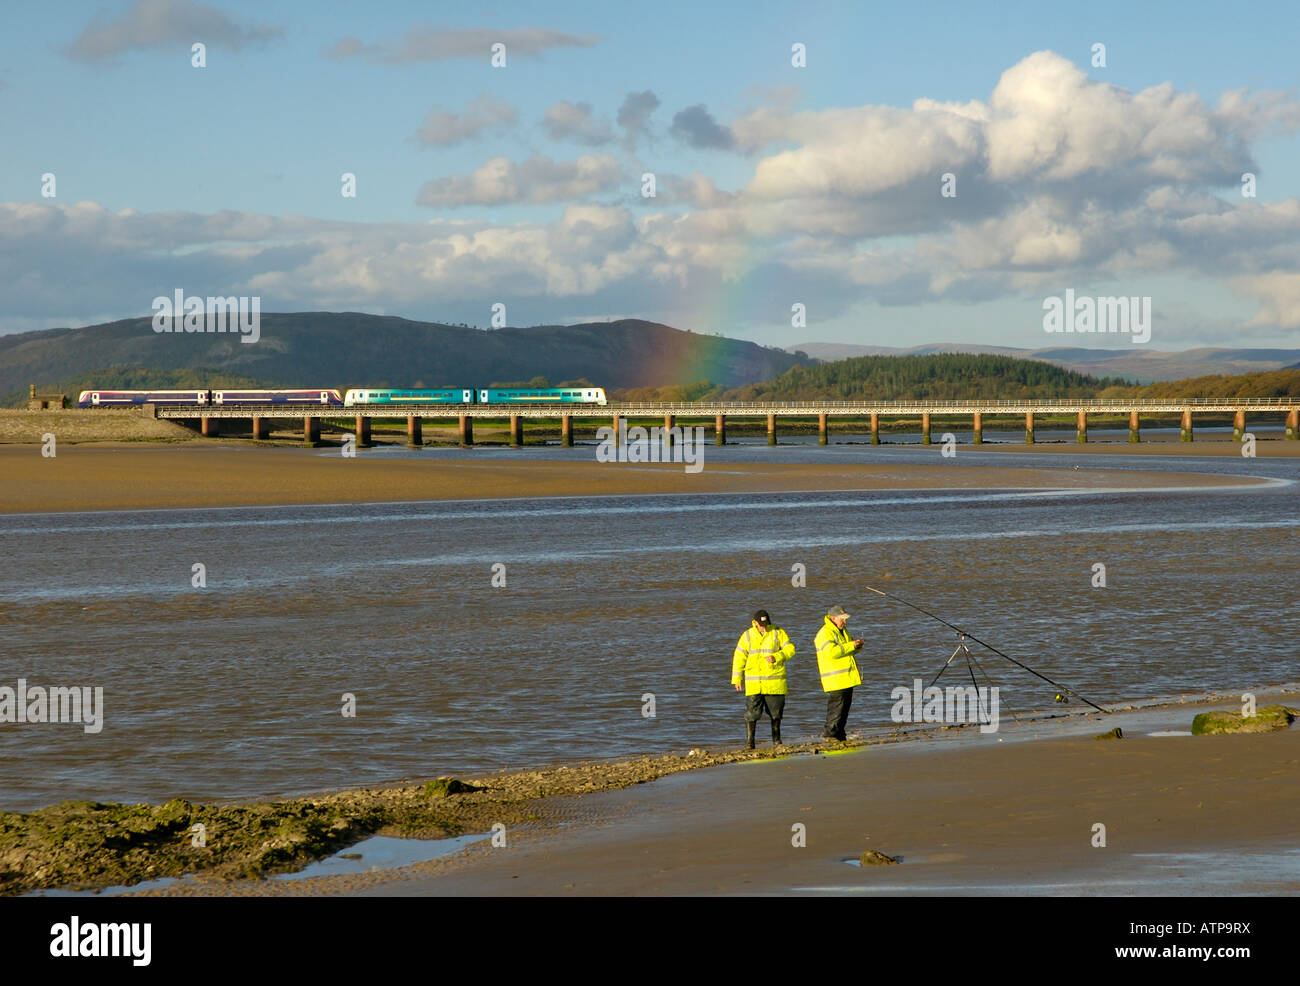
left=731, top=610, right=796, bottom=749
left=815, top=604, right=865, bottom=741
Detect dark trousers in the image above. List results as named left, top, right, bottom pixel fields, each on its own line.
left=824, top=688, right=853, bottom=739
left=745, top=693, right=785, bottom=724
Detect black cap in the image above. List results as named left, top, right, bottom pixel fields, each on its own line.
left=752, top=610, right=771, bottom=626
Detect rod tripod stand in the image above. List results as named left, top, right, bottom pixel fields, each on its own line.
left=929, top=632, right=1018, bottom=728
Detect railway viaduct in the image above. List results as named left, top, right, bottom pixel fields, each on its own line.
left=152, top=398, right=1300, bottom=447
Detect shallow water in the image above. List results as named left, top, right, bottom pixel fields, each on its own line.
left=801, top=848, right=1300, bottom=896
left=26, top=832, right=486, bottom=896
left=1, top=445, right=1295, bottom=811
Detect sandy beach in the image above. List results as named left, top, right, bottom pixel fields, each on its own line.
left=373, top=708, right=1300, bottom=897
left=4, top=436, right=1295, bottom=899
left=0, top=441, right=1273, bottom=514
left=108, top=693, right=1299, bottom=897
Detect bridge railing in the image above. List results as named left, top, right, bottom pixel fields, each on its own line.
left=606, top=397, right=1296, bottom=410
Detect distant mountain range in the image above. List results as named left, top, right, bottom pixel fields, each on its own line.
left=787, top=342, right=1300, bottom=384
left=7, top=312, right=1296, bottom=406
left=0, top=313, right=812, bottom=404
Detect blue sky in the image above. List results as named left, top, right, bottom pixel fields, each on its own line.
left=3, top=0, right=1300, bottom=350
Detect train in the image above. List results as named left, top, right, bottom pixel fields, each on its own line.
left=77, top=386, right=608, bottom=408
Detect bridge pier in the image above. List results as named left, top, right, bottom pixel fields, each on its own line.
left=664, top=414, right=675, bottom=445
left=459, top=414, right=474, bottom=446
left=355, top=416, right=371, bottom=448
left=251, top=416, right=269, bottom=441
left=1024, top=411, right=1035, bottom=445
left=611, top=414, right=621, bottom=445
left=1288, top=408, right=1298, bottom=440
left=870, top=413, right=880, bottom=445
left=1129, top=410, right=1140, bottom=443
left=201, top=416, right=219, bottom=438
left=406, top=415, right=422, bottom=447
left=560, top=415, right=572, bottom=447
left=715, top=413, right=726, bottom=446
left=921, top=412, right=931, bottom=446
left=818, top=412, right=828, bottom=445
left=1233, top=410, right=1245, bottom=442
left=766, top=413, right=777, bottom=446
left=509, top=415, right=523, bottom=446
left=972, top=412, right=982, bottom=445
left=1076, top=411, right=1088, bottom=444
left=1180, top=409, right=1194, bottom=442
left=304, top=416, right=320, bottom=446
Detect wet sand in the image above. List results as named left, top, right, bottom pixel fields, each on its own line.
left=125, top=695, right=1300, bottom=897
left=388, top=723, right=1300, bottom=897
left=7, top=434, right=1292, bottom=897
left=0, top=442, right=1269, bottom=513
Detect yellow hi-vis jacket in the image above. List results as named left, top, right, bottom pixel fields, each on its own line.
left=731, top=625, right=796, bottom=695
left=815, top=616, right=862, bottom=692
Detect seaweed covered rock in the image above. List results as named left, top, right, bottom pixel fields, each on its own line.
left=422, top=777, right=484, bottom=797
left=1191, top=705, right=1297, bottom=735
left=859, top=849, right=899, bottom=865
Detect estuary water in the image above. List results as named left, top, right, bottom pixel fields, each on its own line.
left=0, top=443, right=1295, bottom=811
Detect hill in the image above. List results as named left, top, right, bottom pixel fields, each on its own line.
left=1102, top=368, right=1300, bottom=400
left=719, top=353, right=1128, bottom=402
left=1, top=313, right=812, bottom=405
left=787, top=342, right=1300, bottom=384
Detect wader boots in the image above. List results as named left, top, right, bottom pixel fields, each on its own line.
left=746, top=721, right=756, bottom=750
left=772, top=720, right=782, bottom=746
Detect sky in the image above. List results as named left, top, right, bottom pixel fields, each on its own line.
left=3, top=0, right=1300, bottom=352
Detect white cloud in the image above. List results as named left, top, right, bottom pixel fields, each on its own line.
left=543, top=101, right=615, bottom=145
left=416, top=155, right=624, bottom=207
left=1232, top=272, right=1300, bottom=329
left=414, top=95, right=519, bottom=147
left=65, top=0, right=283, bottom=62
left=328, top=25, right=599, bottom=63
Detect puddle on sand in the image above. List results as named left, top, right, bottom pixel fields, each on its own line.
left=1147, top=730, right=1194, bottom=736
left=26, top=832, right=488, bottom=896
left=273, top=833, right=486, bottom=881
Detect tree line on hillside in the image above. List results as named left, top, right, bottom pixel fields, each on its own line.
left=1098, top=369, right=1300, bottom=400
left=615, top=355, right=1129, bottom=402
left=611, top=357, right=1300, bottom=403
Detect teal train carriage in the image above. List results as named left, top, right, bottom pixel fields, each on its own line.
left=478, top=387, right=607, bottom=405
left=344, top=389, right=474, bottom=406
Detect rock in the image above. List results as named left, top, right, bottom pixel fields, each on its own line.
left=1191, top=706, right=1297, bottom=735
left=1094, top=727, right=1123, bottom=740
left=422, top=777, right=483, bottom=797
left=859, top=849, right=899, bottom=866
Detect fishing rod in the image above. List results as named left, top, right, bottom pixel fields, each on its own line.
left=863, top=584, right=1109, bottom=714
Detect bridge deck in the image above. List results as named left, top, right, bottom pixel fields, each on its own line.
left=156, top=398, right=1299, bottom=419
